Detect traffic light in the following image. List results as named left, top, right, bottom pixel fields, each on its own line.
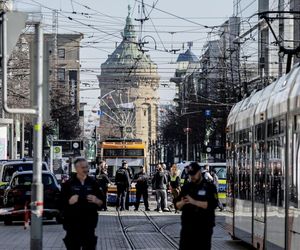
left=260, top=112, right=265, bottom=121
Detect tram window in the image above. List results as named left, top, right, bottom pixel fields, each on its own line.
left=255, top=124, right=265, bottom=141
left=267, top=139, right=285, bottom=207
left=254, top=142, right=265, bottom=203
left=279, top=119, right=285, bottom=134
left=237, top=145, right=251, bottom=201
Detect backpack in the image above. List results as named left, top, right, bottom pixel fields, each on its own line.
left=115, top=168, right=128, bottom=186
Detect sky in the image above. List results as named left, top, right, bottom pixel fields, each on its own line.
left=14, top=0, right=234, bottom=131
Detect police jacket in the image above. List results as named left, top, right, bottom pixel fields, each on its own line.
left=176, top=179, right=218, bottom=228
left=60, top=175, right=103, bottom=229
left=169, top=175, right=180, bottom=189
left=96, top=171, right=110, bottom=193
left=133, top=172, right=149, bottom=190
left=115, top=166, right=131, bottom=189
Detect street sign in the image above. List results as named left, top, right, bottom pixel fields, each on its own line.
left=53, top=146, right=62, bottom=159
left=97, top=110, right=104, bottom=116
left=205, top=110, right=211, bottom=117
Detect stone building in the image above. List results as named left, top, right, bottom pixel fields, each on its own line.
left=5, top=32, right=83, bottom=158
left=97, top=7, right=160, bottom=151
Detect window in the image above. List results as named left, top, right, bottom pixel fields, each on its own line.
left=103, top=149, right=144, bottom=157
left=267, top=138, right=285, bottom=207
left=254, top=142, right=265, bottom=204
left=2, top=163, right=48, bottom=182
left=58, top=68, right=65, bottom=82
left=11, top=174, right=55, bottom=188
left=58, top=48, right=65, bottom=59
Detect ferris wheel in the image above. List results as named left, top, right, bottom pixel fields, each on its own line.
left=99, top=89, right=137, bottom=139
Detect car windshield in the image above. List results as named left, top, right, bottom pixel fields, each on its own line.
left=2, top=163, right=48, bottom=182
left=213, top=166, right=227, bottom=180
left=11, top=174, right=55, bottom=188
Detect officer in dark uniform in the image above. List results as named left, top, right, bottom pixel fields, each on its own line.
left=175, top=162, right=218, bottom=250
left=60, top=157, right=103, bottom=250
left=133, top=166, right=150, bottom=211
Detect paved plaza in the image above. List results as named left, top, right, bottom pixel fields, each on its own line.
left=0, top=209, right=252, bottom=250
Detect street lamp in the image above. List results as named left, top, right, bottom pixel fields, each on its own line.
left=183, top=118, right=191, bottom=161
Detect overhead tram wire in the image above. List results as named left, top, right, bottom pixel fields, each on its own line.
left=134, top=0, right=225, bottom=29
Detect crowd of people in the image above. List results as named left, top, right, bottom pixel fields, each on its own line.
left=92, top=160, right=222, bottom=214
left=59, top=158, right=222, bottom=250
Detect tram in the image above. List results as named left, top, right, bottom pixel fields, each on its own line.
left=100, top=138, right=146, bottom=204
left=226, top=63, right=300, bottom=249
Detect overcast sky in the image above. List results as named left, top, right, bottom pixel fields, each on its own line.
left=15, top=0, right=234, bottom=129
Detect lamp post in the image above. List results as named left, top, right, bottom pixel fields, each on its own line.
left=183, top=118, right=191, bottom=161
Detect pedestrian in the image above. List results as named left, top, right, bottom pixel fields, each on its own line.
left=96, top=164, right=111, bottom=211
left=115, top=161, right=131, bottom=211
left=133, top=166, right=150, bottom=211
left=210, top=168, right=224, bottom=211
left=95, top=160, right=106, bottom=176
left=202, top=164, right=214, bottom=182
left=152, top=164, right=169, bottom=212
left=169, top=164, right=181, bottom=213
left=60, top=157, right=103, bottom=250
left=162, top=163, right=169, bottom=210
left=180, top=166, right=190, bottom=186
left=175, top=162, right=218, bottom=250
left=122, top=160, right=133, bottom=210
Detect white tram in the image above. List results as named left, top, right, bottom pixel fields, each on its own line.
left=226, top=64, right=300, bottom=250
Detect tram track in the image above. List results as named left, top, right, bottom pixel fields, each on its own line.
left=117, top=210, right=179, bottom=249
left=142, top=211, right=179, bottom=249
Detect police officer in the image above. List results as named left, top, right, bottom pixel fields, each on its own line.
left=133, top=166, right=150, bottom=211
left=60, top=157, right=103, bottom=250
left=115, top=161, right=131, bottom=211
left=96, top=164, right=111, bottom=211
left=175, top=162, right=218, bottom=250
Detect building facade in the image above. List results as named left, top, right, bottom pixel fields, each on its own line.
left=97, top=8, right=160, bottom=154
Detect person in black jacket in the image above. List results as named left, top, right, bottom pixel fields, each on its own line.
left=96, top=164, right=111, bottom=211
left=152, top=164, right=168, bottom=212
left=133, top=166, right=150, bottom=211
left=60, top=157, right=103, bottom=250
left=115, top=162, right=131, bottom=211
left=175, top=162, right=218, bottom=250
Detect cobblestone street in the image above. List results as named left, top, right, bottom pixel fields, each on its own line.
left=0, top=209, right=252, bottom=250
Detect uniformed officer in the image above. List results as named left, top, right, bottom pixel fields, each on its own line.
left=133, top=166, right=150, bottom=211
left=175, top=162, right=218, bottom=250
left=60, top=157, right=103, bottom=250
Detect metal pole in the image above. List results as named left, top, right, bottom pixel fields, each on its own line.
left=1, top=12, right=36, bottom=115
left=21, top=115, right=24, bottom=158
left=30, top=22, right=44, bottom=250
left=186, top=118, right=189, bottom=161
left=9, top=122, right=13, bottom=159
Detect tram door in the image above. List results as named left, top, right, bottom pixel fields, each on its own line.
left=253, top=140, right=265, bottom=250
left=288, top=129, right=300, bottom=250
left=265, top=136, right=285, bottom=250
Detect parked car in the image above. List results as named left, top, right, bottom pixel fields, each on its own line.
left=2, top=170, right=61, bottom=225
left=0, top=160, right=49, bottom=207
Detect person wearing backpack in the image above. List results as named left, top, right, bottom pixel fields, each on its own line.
left=115, top=162, right=130, bottom=211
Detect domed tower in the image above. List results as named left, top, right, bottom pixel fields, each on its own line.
left=97, top=6, right=160, bottom=149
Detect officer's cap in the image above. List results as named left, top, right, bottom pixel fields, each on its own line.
left=188, top=162, right=201, bottom=175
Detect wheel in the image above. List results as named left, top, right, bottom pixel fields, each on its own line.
left=4, top=216, right=12, bottom=225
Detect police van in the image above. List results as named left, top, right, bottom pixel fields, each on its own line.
left=199, top=162, right=227, bottom=204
